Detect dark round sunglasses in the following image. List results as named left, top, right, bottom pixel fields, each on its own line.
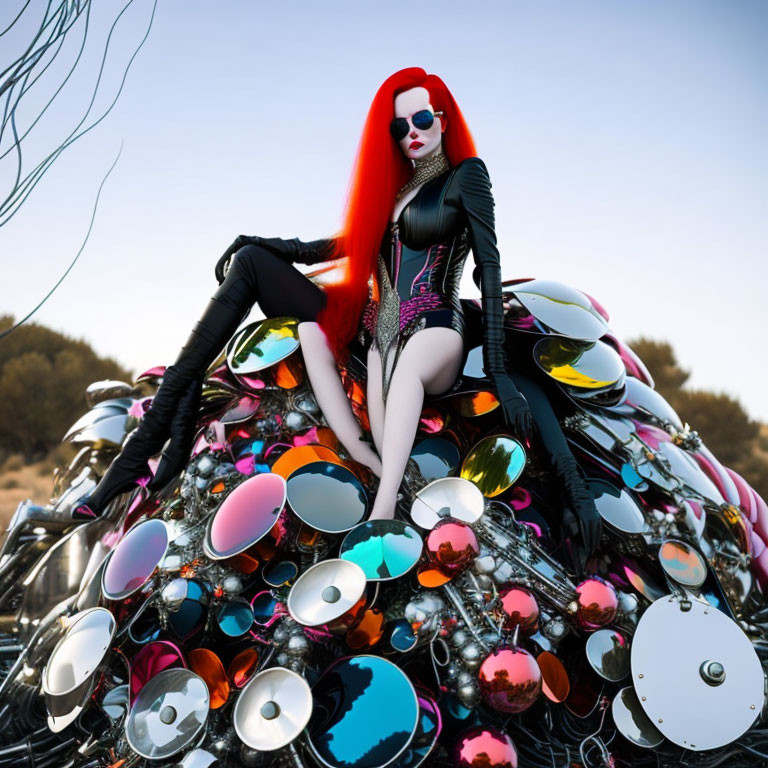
left=390, top=109, right=444, bottom=142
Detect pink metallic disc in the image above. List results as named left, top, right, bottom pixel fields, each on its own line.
left=203, top=473, right=286, bottom=560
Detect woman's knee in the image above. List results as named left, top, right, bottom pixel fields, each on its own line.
left=229, top=243, right=282, bottom=282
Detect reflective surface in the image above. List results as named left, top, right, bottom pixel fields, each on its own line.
left=43, top=608, right=116, bottom=716
left=188, top=648, right=230, bottom=709
left=126, top=669, right=209, bottom=760
left=611, top=686, right=665, bottom=748
left=536, top=652, right=570, bottom=703
left=287, top=559, right=367, bottom=627
left=286, top=461, right=369, bottom=533
left=340, top=520, right=423, bottom=581
left=454, top=725, right=519, bottom=768
left=410, top=437, right=461, bottom=481
left=478, top=648, right=542, bottom=713
left=203, top=472, right=286, bottom=559
left=499, top=586, right=539, bottom=635
left=392, top=692, right=441, bottom=768
left=512, top=279, right=608, bottom=341
left=534, top=337, right=624, bottom=389
left=460, top=435, right=526, bottom=497
left=308, top=655, right=419, bottom=768
left=425, top=520, right=478, bottom=575
left=585, top=629, right=630, bottom=681
left=410, top=477, right=485, bottom=530
left=631, top=594, right=764, bottom=750
left=216, top=599, right=254, bottom=637
left=233, top=667, right=313, bottom=751
left=659, top=539, right=707, bottom=588
left=589, top=479, right=648, bottom=534
left=575, top=576, right=619, bottom=630
left=102, top=519, right=168, bottom=600
left=226, top=317, right=300, bottom=374
left=129, top=640, right=186, bottom=705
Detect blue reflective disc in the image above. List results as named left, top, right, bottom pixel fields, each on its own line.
left=308, top=656, right=419, bottom=768
left=216, top=600, right=254, bottom=637
left=340, top=521, right=423, bottom=581
left=409, top=437, right=460, bottom=481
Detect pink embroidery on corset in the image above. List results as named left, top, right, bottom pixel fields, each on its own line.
left=411, top=243, right=449, bottom=295
left=398, top=293, right=445, bottom=329
left=362, top=293, right=447, bottom=337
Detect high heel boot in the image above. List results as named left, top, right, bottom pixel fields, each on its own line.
left=73, top=250, right=263, bottom=519
left=148, top=372, right=205, bottom=491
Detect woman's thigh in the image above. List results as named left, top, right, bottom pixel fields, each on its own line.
left=397, top=327, right=464, bottom=395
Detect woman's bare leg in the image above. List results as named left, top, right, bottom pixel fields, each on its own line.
left=366, top=346, right=386, bottom=457
left=298, top=322, right=382, bottom=477
left=368, top=327, right=464, bottom=520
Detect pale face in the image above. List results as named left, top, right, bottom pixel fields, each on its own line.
left=393, top=86, right=445, bottom=161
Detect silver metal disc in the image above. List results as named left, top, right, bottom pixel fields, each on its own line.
left=42, top=607, right=116, bottom=724
left=631, top=594, right=764, bottom=750
left=611, top=686, right=665, bottom=748
left=585, top=628, right=630, bottom=682
left=126, top=668, right=209, bottom=760
left=589, top=479, right=648, bottom=534
left=287, top=559, right=366, bottom=627
left=233, top=667, right=312, bottom=751
left=410, top=477, right=485, bottom=530
left=512, top=279, right=609, bottom=341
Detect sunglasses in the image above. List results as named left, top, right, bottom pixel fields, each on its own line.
left=390, top=109, right=444, bottom=142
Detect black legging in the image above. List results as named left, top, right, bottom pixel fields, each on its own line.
left=225, top=244, right=327, bottom=323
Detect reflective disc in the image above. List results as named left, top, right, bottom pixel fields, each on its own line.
left=129, top=640, right=186, bottom=705
left=659, top=539, right=707, bottom=588
left=308, top=655, right=419, bottom=768
left=226, top=317, right=300, bottom=375
left=410, top=477, right=485, bottom=530
left=43, top=608, right=116, bottom=729
left=589, top=479, right=648, bottom=534
left=585, top=629, right=630, bottom=681
left=534, top=337, right=624, bottom=389
left=340, top=520, right=423, bottom=581
left=102, top=519, right=168, bottom=600
left=655, top=441, right=724, bottom=505
left=410, top=437, right=461, bottom=481
left=217, top=599, right=255, bottom=637
left=233, top=667, right=312, bottom=751
left=391, top=692, right=441, bottom=767
left=512, top=279, right=609, bottom=341
left=611, top=686, right=664, bottom=748
left=203, top=472, right=286, bottom=559
left=287, top=559, right=366, bottom=627
left=126, top=668, right=209, bottom=760
left=631, top=594, right=763, bottom=750
left=460, top=435, right=526, bottom=497
left=286, top=461, right=368, bottom=533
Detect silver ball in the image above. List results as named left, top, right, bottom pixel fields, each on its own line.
left=286, top=634, right=310, bottom=657
left=222, top=575, right=243, bottom=596
left=460, top=642, right=484, bottom=668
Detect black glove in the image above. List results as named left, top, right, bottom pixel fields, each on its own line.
left=560, top=506, right=602, bottom=575
left=493, top=373, right=535, bottom=445
left=215, top=235, right=337, bottom=285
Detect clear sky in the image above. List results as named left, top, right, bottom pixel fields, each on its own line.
left=2, top=1, right=767, bottom=420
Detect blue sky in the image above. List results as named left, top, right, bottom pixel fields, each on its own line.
left=2, top=1, right=767, bottom=420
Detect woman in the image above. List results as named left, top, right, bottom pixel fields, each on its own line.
left=73, top=68, right=600, bottom=564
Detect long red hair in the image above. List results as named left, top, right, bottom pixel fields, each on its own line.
left=316, top=67, right=478, bottom=363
